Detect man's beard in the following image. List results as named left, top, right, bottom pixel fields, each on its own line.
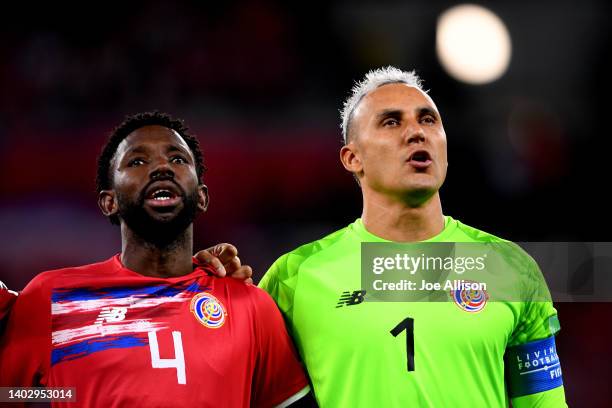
left=116, top=186, right=199, bottom=248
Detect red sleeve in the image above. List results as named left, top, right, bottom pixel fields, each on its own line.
left=250, top=288, right=309, bottom=408
left=0, top=273, right=52, bottom=387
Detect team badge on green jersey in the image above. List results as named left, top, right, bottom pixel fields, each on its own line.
left=450, top=282, right=488, bottom=312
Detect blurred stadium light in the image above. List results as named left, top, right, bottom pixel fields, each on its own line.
left=436, top=4, right=512, bottom=84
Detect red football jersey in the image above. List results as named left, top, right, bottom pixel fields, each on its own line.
left=0, top=256, right=309, bottom=407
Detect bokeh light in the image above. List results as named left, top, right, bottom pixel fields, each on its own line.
left=436, top=4, right=512, bottom=84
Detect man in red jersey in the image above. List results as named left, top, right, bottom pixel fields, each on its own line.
left=0, top=112, right=311, bottom=407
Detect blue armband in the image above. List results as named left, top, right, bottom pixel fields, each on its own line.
left=505, top=336, right=563, bottom=398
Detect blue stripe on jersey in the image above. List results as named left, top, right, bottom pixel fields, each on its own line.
left=505, top=336, right=563, bottom=397
left=52, top=282, right=203, bottom=302
left=51, top=334, right=149, bottom=365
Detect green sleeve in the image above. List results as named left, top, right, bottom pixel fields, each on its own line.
left=258, top=257, right=282, bottom=306
left=511, top=386, right=568, bottom=408
left=259, top=253, right=298, bottom=335
left=509, top=258, right=560, bottom=346
left=508, top=257, right=567, bottom=406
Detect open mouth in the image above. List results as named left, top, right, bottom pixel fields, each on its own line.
left=144, top=183, right=182, bottom=208
left=150, top=189, right=176, bottom=201
left=407, top=150, right=433, bottom=168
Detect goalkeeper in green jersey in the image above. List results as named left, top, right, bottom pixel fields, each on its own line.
left=259, top=67, right=567, bottom=407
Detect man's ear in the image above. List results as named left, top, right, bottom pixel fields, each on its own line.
left=340, top=142, right=363, bottom=176
left=197, top=184, right=209, bottom=212
left=98, top=190, right=119, bottom=218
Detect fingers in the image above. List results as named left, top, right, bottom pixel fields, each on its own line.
left=227, top=265, right=253, bottom=281
left=225, top=256, right=241, bottom=273
left=215, top=244, right=239, bottom=266
left=194, top=243, right=253, bottom=282
left=194, top=248, right=227, bottom=277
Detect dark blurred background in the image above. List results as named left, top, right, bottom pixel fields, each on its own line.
left=0, top=0, right=610, bottom=405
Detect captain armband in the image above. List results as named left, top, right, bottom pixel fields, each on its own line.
left=504, top=336, right=563, bottom=398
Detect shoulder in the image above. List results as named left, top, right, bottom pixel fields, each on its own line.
left=292, top=225, right=353, bottom=256
left=21, top=257, right=118, bottom=296
left=267, top=225, right=353, bottom=277
left=451, top=218, right=508, bottom=243
left=452, top=220, right=548, bottom=305
left=215, top=278, right=279, bottom=313
left=452, top=218, right=535, bottom=261
left=43, top=256, right=119, bottom=275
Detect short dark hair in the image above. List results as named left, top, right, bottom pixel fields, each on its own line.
left=96, top=111, right=207, bottom=224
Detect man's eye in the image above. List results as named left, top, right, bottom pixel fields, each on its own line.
left=383, top=118, right=400, bottom=127
left=171, top=156, right=187, bottom=164
left=128, top=158, right=145, bottom=167
left=421, top=116, right=436, bottom=125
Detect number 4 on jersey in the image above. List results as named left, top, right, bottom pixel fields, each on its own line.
left=148, top=331, right=186, bottom=384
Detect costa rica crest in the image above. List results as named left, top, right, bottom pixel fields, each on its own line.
left=190, top=292, right=227, bottom=328
left=450, top=281, right=488, bottom=313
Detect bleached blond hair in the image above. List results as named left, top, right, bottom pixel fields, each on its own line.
left=340, top=66, right=425, bottom=143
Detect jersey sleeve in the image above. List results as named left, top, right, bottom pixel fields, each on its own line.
left=259, top=253, right=299, bottom=335
left=510, top=386, right=568, bottom=408
left=250, top=287, right=310, bottom=408
left=258, top=254, right=287, bottom=310
left=506, top=257, right=567, bottom=406
left=508, top=255, right=560, bottom=346
left=0, top=274, right=52, bottom=387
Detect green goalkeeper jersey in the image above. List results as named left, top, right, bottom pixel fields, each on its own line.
left=259, top=216, right=567, bottom=407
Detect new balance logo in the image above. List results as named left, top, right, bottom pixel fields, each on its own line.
left=336, top=290, right=366, bottom=308
left=95, top=307, right=128, bottom=324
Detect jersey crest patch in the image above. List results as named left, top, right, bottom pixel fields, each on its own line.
left=450, top=282, right=488, bottom=313
left=190, top=293, right=227, bottom=329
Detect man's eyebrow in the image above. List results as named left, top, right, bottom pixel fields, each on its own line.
left=122, top=144, right=191, bottom=158
left=376, top=109, right=404, bottom=120
left=124, top=145, right=148, bottom=155
left=167, top=144, right=191, bottom=155
left=375, top=107, right=440, bottom=123
left=417, top=106, right=439, bottom=119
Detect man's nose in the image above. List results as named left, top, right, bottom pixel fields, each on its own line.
left=150, top=160, right=175, bottom=180
left=404, top=123, right=426, bottom=144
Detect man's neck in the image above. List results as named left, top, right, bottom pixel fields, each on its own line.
left=361, top=190, right=445, bottom=242
left=120, top=225, right=194, bottom=278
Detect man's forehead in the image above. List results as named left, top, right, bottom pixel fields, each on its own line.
left=117, top=125, right=190, bottom=154
left=356, top=83, right=438, bottom=116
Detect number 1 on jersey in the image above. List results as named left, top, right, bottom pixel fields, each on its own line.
left=390, top=317, right=415, bottom=372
